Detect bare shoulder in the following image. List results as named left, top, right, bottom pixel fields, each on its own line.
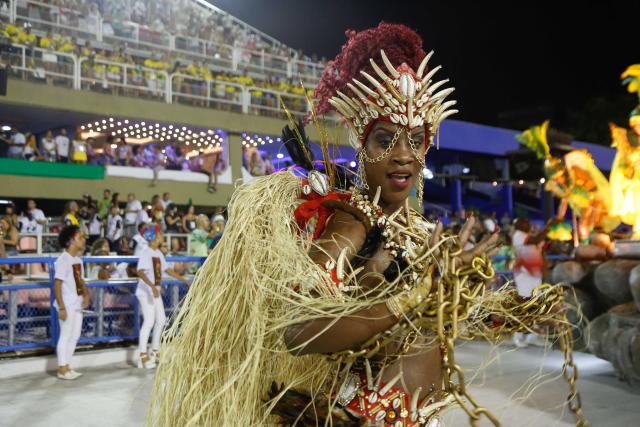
left=308, top=209, right=367, bottom=265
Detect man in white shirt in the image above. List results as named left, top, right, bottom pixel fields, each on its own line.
left=41, top=129, right=56, bottom=162
left=124, top=193, right=142, bottom=239
left=8, top=128, right=25, bottom=159
left=53, top=225, right=89, bottom=380
left=27, top=199, right=47, bottom=234
left=160, top=192, right=172, bottom=210
left=55, top=128, right=71, bottom=162
left=106, top=204, right=123, bottom=252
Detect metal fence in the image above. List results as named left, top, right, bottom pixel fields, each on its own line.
left=0, top=255, right=205, bottom=353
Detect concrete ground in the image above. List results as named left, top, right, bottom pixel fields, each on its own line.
left=0, top=341, right=637, bottom=427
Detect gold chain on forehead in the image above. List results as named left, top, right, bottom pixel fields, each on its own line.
left=357, top=127, right=427, bottom=206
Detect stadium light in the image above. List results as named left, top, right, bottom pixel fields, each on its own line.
left=349, top=161, right=357, bottom=168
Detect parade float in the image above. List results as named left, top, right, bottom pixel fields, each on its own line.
left=518, top=65, right=640, bottom=381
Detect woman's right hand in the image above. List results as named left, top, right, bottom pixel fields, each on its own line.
left=152, top=286, right=160, bottom=298
left=58, top=308, right=67, bottom=321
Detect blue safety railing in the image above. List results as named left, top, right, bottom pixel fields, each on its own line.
left=0, top=255, right=206, bottom=353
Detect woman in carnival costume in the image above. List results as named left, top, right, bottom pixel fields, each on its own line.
left=150, top=24, right=577, bottom=427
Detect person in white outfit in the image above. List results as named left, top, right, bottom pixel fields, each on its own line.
left=511, top=218, right=551, bottom=348
left=135, top=224, right=189, bottom=368
left=53, top=225, right=89, bottom=380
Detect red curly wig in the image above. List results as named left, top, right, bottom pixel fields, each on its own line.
left=314, top=22, right=427, bottom=116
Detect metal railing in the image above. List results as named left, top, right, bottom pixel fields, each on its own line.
left=3, top=44, right=318, bottom=120
left=4, top=43, right=78, bottom=89
left=9, top=0, right=324, bottom=83
left=78, top=57, right=170, bottom=102
left=0, top=255, right=205, bottom=353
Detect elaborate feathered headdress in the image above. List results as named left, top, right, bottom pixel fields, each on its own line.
left=314, top=23, right=458, bottom=149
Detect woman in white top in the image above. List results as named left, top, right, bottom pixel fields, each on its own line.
left=41, top=130, right=56, bottom=162
left=135, top=224, right=189, bottom=368
left=53, top=225, right=89, bottom=380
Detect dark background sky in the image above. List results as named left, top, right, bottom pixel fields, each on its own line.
left=208, top=0, right=640, bottom=144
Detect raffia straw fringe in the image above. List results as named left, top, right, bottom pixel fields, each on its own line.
left=148, top=172, right=369, bottom=426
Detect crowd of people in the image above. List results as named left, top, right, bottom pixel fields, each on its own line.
left=0, top=189, right=226, bottom=273
left=0, top=127, right=228, bottom=190
left=1, top=18, right=314, bottom=104
left=28, top=0, right=323, bottom=65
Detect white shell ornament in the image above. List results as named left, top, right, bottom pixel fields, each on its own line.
left=308, top=170, right=330, bottom=196
left=426, top=416, right=441, bottom=427
left=399, top=73, right=416, bottom=99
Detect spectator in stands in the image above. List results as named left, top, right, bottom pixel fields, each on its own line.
left=160, top=192, right=172, bottom=210
left=249, top=150, right=266, bottom=176
left=53, top=225, right=89, bottom=380
left=206, top=150, right=226, bottom=193
left=106, top=204, right=124, bottom=253
left=112, top=192, right=122, bottom=208
left=116, top=136, right=131, bottom=166
left=7, top=127, right=25, bottom=159
left=4, top=202, right=18, bottom=229
left=164, top=204, right=181, bottom=233
left=181, top=204, right=197, bottom=233
left=62, top=201, right=80, bottom=227
left=264, top=153, right=275, bottom=175
left=55, top=128, right=71, bottom=163
left=137, top=200, right=151, bottom=226
left=27, top=199, right=47, bottom=234
left=124, top=193, right=142, bottom=239
left=87, top=238, right=113, bottom=280
left=77, top=201, right=91, bottom=228
left=149, top=144, right=165, bottom=187
left=500, top=212, right=511, bottom=232
left=87, top=204, right=102, bottom=247
left=41, top=130, right=57, bottom=162
left=150, top=195, right=165, bottom=229
left=131, top=145, right=145, bottom=167
left=22, top=133, right=40, bottom=160
left=71, top=128, right=88, bottom=164
left=211, top=213, right=225, bottom=236
left=0, top=216, right=19, bottom=256
left=189, top=214, right=210, bottom=257
left=136, top=224, right=189, bottom=369
left=97, top=189, right=111, bottom=219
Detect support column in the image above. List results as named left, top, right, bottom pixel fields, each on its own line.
left=502, top=183, right=514, bottom=218
left=228, top=132, right=244, bottom=185
left=450, top=179, right=462, bottom=214
left=541, top=190, right=554, bottom=221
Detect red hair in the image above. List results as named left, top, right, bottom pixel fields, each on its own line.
left=314, top=22, right=427, bottom=116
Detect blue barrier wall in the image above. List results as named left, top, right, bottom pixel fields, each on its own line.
left=0, top=255, right=205, bottom=353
